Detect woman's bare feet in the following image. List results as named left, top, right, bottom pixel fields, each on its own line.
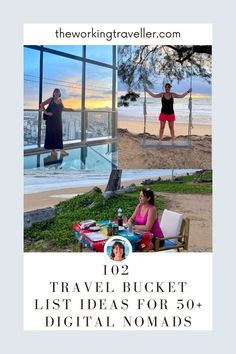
left=60, top=149, right=69, bottom=156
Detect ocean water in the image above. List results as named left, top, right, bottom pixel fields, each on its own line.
left=24, top=169, right=199, bottom=194
left=118, top=96, right=212, bottom=125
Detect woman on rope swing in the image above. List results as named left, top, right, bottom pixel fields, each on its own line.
left=145, top=83, right=192, bottom=144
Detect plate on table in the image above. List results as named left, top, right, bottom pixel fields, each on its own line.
left=80, top=220, right=96, bottom=229
left=89, top=226, right=100, bottom=231
left=85, top=232, right=108, bottom=242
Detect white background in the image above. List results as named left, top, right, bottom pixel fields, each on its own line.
left=1, top=0, right=235, bottom=352
left=24, top=23, right=212, bottom=44
left=24, top=253, right=212, bottom=330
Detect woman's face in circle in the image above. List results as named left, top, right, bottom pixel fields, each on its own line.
left=139, top=191, right=148, bottom=204
left=113, top=244, right=123, bottom=258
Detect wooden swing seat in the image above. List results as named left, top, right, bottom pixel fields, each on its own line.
left=140, top=139, right=193, bottom=149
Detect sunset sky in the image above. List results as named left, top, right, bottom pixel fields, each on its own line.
left=24, top=45, right=114, bottom=110
left=24, top=45, right=211, bottom=110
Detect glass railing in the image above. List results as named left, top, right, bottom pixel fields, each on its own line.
left=86, top=110, right=113, bottom=140
left=24, top=109, right=116, bottom=151
left=24, top=110, right=39, bottom=148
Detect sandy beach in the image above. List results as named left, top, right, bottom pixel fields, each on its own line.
left=158, top=192, right=212, bottom=252
left=118, top=126, right=211, bottom=169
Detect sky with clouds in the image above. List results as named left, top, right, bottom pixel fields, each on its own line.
left=24, top=45, right=211, bottom=110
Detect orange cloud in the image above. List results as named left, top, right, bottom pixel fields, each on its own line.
left=86, top=98, right=112, bottom=109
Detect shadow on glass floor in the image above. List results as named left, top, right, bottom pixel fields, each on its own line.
left=24, top=143, right=117, bottom=170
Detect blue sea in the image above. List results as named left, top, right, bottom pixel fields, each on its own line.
left=118, top=95, right=212, bottom=125
left=24, top=169, right=199, bottom=194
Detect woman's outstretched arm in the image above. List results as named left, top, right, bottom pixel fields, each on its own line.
left=145, top=87, right=163, bottom=98
left=172, top=88, right=192, bottom=98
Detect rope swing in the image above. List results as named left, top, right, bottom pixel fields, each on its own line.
left=143, top=85, right=147, bottom=137
left=187, top=46, right=194, bottom=145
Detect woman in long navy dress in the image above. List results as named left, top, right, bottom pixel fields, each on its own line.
left=40, top=88, right=72, bottom=156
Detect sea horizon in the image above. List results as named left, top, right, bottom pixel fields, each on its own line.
left=118, top=95, right=212, bottom=125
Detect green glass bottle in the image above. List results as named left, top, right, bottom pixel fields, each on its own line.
left=107, top=220, right=113, bottom=236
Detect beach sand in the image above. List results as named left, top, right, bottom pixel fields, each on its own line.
left=158, top=192, right=212, bottom=252
left=118, top=126, right=212, bottom=169
left=24, top=180, right=212, bottom=252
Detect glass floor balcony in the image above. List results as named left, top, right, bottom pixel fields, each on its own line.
left=24, top=143, right=117, bottom=170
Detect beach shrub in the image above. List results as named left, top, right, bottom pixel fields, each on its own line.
left=149, top=182, right=212, bottom=194
left=138, top=172, right=212, bottom=194
left=24, top=188, right=166, bottom=251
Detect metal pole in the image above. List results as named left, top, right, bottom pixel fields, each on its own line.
left=81, top=45, right=86, bottom=143
left=112, top=45, right=117, bottom=139
left=38, top=46, right=43, bottom=148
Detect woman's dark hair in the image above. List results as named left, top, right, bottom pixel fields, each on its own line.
left=141, top=188, right=155, bottom=205
left=111, top=241, right=125, bottom=260
left=53, top=88, right=61, bottom=97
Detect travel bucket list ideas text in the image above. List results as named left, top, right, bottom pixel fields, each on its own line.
left=24, top=253, right=212, bottom=330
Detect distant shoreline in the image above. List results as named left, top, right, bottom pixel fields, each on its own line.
left=24, top=176, right=173, bottom=212
left=118, top=120, right=211, bottom=136
left=118, top=115, right=211, bottom=125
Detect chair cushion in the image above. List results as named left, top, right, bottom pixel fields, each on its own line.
left=163, top=239, right=177, bottom=248
left=160, top=209, right=183, bottom=244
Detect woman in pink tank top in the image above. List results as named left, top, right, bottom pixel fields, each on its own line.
left=128, top=189, right=164, bottom=241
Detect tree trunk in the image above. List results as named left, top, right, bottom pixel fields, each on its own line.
left=105, top=169, right=122, bottom=192
left=194, top=169, right=206, bottom=183
left=171, top=169, right=174, bottom=181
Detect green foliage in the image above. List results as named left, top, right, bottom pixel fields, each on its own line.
left=25, top=188, right=165, bottom=251
left=118, top=45, right=212, bottom=105
left=118, top=92, right=140, bottom=107
left=150, top=182, right=212, bottom=194
left=140, top=172, right=212, bottom=194
left=200, top=170, right=212, bottom=181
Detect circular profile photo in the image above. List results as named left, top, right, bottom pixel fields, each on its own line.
left=104, top=236, right=132, bottom=262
